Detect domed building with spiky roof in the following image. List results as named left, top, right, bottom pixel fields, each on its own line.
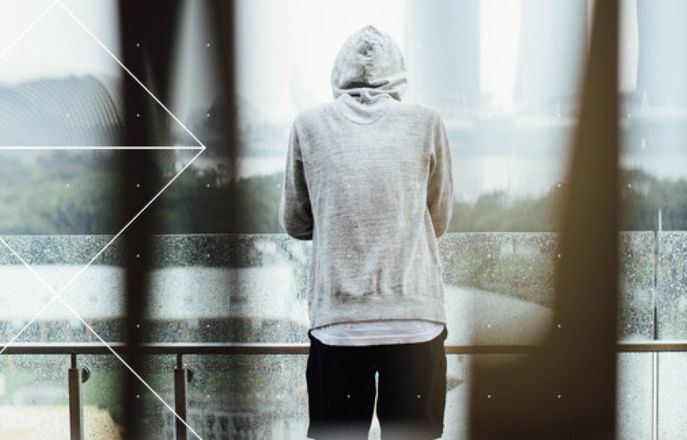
left=0, top=75, right=171, bottom=147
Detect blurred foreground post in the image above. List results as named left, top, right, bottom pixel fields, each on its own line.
left=118, top=1, right=181, bottom=438
left=470, top=0, right=620, bottom=438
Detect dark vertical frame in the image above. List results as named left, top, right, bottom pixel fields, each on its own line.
left=470, top=0, right=620, bottom=438
left=202, top=1, right=239, bottom=433
left=118, top=1, right=182, bottom=438
left=117, top=0, right=237, bottom=437
left=207, top=0, right=239, bottom=170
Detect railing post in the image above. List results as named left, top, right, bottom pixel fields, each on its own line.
left=651, top=209, right=663, bottom=440
left=175, top=353, right=193, bottom=440
left=68, top=354, right=90, bottom=440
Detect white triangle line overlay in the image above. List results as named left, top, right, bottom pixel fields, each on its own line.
left=0, top=1, right=215, bottom=438
left=0, top=146, right=205, bottom=150
left=0, top=148, right=204, bottom=356
left=0, top=148, right=206, bottom=440
left=0, top=236, right=205, bottom=440
left=0, top=0, right=207, bottom=151
left=57, top=0, right=207, bottom=150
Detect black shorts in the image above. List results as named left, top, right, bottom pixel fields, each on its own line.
left=306, top=327, right=448, bottom=440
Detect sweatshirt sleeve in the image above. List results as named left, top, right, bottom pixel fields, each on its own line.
left=279, top=122, right=314, bottom=240
left=427, top=115, right=454, bottom=237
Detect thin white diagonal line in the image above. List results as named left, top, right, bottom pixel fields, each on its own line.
left=56, top=296, right=204, bottom=440
left=0, top=2, right=214, bottom=437
left=56, top=0, right=207, bottom=150
left=0, top=0, right=205, bottom=151
left=0, top=147, right=205, bottom=439
left=0, top=0, right=59, bottom=63
left=0, top=147, right=204, bottom=354
left=0, top=146, right=204, bottom=150
left=0, top=239, right=204, bottom=440
left=0, top=237, right=62, bottom=355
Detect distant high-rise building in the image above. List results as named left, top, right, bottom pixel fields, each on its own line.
left=404, top=0, right=480, bottom=115
left=514, top=0, right=588, bottom=105
left=636, top=0, right=687, bottom=103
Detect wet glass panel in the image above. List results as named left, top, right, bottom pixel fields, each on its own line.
left=184, top=354, right=310, bottom=439
left=619, top=231, right=656, bottom=340
left=80, top=355, right=125, bottom=439
left=439, top=233, right=554, bottom=345
left=621, top=1, right=687, bottom=340
left=658, top=353, right=687, bottom=439
left=182, top=353, right=467, bottom=440
left=616, top=352, right=653, bottom=440
left=657, top=232, right=687, bottom=339
left=0, top=354, right=70, bottom=438
left=80, top=354, right=176, bottom=440
left=147, top=235, right=310, bottom=344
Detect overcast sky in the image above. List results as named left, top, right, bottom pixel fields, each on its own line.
left=0, top=0, right=407, bottom=122
left=0, top=0, right=120, bottom=82
left=0, top=0, right=641, bottom=123
left=1, top=0, right=678, bottom=195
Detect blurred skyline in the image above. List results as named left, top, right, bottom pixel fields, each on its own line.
left=1, top=0, right=641, bottom=122
left=0, top=0, right=654, bottom=124
left=0, top=0, right=684, bottom=201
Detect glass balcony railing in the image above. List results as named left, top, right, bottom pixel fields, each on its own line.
left=1, top=232, right=686, bottom=439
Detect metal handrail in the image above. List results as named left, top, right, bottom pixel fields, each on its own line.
left=4, top=340, right=687, bottom=439
left=3, top=340, right=687, bottom=355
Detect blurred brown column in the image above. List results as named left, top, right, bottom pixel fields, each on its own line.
left=203, top=0, right=241, bottom=423
left=118, top=1, right=182, bottom=438
left=207, top=0, right=239, bottom=171
left=469, top=0, right=619, bottom=438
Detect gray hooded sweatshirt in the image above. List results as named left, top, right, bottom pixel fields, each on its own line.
left=279, top=25, right=453, bottom=329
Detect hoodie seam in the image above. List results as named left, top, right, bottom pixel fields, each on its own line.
left=332, top=94, right=396, bottom=125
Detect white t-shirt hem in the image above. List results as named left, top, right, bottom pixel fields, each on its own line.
left=310, top=319, right=445, bottom=346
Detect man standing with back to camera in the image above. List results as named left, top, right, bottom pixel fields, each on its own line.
left=280, top=25, right=453, bottom=440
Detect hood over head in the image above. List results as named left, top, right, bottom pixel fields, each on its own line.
left=331, top=25, right=407, bottom=103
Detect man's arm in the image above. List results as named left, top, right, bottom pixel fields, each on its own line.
left=279, top=123, right=314, bottom=240
left=427, top=115, right=454, bottom=237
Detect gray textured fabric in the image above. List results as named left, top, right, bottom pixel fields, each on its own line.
left=331, top=25, right=407, bottom=102
left=279, top=26, right=453, bottom=329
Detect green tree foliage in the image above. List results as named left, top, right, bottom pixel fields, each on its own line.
left=0, top=156, right=684, bottom=234
left=449, top=188, right=563, bottom=232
